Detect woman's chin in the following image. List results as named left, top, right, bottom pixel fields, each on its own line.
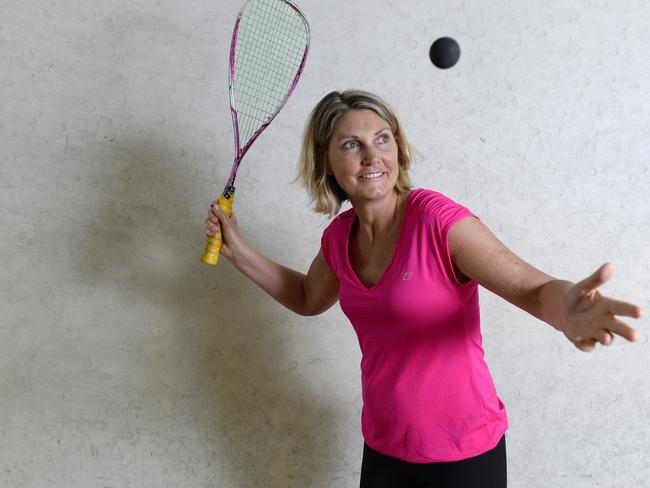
left=350, top=184, right=396, bottom=203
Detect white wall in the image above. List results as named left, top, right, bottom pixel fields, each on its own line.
left=1, top=0, right=649, bottom=486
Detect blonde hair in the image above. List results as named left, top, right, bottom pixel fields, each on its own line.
left=297, top=89, right=413, bottom=217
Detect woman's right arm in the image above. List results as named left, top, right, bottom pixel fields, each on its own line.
left=205, top=202, right=339, bottom=316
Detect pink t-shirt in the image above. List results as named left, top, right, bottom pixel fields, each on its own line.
left=320, top=188, right=508, bottom=463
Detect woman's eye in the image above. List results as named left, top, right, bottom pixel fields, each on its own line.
left=343, top=141, right=358, bottom=149
left=378, top=134, right=390, bottom=144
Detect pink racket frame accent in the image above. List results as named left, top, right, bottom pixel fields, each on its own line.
left=223, top=0, right=310, bottom=195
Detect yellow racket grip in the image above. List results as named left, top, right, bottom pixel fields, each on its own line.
left=201, top=192, right=235, bottom=265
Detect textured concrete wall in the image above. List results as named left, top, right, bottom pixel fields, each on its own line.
left=1, top=0, right=649, bottom=486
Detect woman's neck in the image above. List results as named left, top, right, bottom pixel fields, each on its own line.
left=351, top=190, right=409, bottom=245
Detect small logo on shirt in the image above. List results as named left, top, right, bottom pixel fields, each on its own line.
left=402, top=272, right=412, bottom=281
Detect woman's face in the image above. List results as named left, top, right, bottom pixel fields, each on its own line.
left=326, top=109, right=400, bottom=204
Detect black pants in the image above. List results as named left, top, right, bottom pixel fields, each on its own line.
left=359, top=435, right=507, bottom=488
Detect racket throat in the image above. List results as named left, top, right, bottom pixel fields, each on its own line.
left=222, top=185, right=236, bottom=200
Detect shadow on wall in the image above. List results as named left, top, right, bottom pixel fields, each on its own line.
left=73, top=133, right=338, bottom=487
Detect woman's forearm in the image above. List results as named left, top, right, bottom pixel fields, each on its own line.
left=230, top=243, right=308, bottom=315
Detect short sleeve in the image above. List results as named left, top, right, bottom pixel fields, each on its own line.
left=320, top=224, right=337, bottom=277
left=437, top=196, right=480, bottom=244
left=320, top=209, right=354, bottom=280
left=414, top=190, right=480, bottom=286
left=438, top=196, right=479, bottom=286
left=318, top=208, right=355, bottom=280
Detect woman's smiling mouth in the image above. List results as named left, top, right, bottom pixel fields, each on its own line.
left=358, top=171, right=385, bottom=180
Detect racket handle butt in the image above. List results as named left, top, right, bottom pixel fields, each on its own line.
left=201, top=191, right=235, bottom=266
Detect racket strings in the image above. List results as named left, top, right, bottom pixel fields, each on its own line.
left=232, top=0, right=309, bottom=150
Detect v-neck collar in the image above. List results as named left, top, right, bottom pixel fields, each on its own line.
left=344, top=190, right=415, bottom=291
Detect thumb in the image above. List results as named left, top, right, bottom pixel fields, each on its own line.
left=575, top=262, right=614, bottom=295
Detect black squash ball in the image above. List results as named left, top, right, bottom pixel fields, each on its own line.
left=429, top=37, right=460, bottom=69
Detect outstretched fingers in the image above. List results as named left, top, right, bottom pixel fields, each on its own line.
left=604, top=296, right=644, bottom=319
left=606, top=316, right=640, bottom=343
left=601, top=296, right=642, bottom=342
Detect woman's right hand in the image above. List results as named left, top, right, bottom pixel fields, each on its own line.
left=204, top=200, right=339, bottom=316
left=204, top=200, right=245, bottom=263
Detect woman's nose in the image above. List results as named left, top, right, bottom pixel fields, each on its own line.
left=361, top=145, right=380, bottom=164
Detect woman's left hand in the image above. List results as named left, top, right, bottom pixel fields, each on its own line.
left=561, top=263, right=643, bottom=352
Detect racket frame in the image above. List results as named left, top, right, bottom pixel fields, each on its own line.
left=202, top=0, right=309, bottom=265
left=223, top=0, right=310, bottom=197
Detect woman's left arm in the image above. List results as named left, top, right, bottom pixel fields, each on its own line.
left=448, top=216, right=643, bottom=352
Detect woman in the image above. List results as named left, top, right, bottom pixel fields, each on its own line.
left=204, top=90, right=643, bottom=487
